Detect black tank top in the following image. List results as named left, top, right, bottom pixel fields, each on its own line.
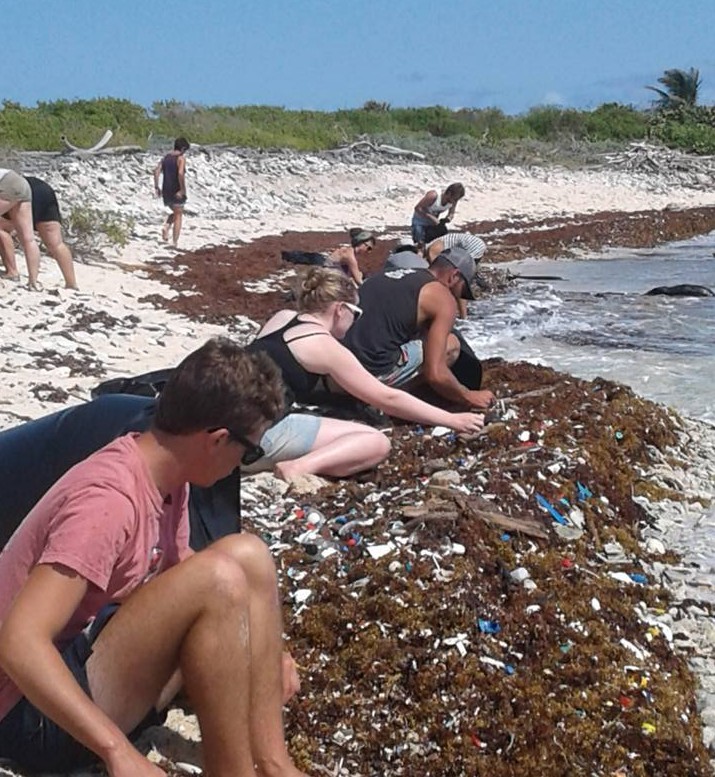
left=344, top=268, right=437, bottom=376
left=247, top=316, right=329, bottom=404
left=161, top=153, right=180, bottom=198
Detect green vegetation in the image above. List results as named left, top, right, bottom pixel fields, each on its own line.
left=647, top=67, right=702, bottom=109
left=65, top=204, right=135, bottom=260
left=0, top=81, right=713, bottom=155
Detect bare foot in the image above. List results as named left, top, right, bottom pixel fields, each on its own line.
left=161, top=224, right=170, bottom=242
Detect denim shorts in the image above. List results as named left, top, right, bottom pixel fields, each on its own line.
left=411, top=216, right=428, bottom=245
left=378, top=340, right=424, bottom=387
left=242, top=413, right=322, bottom=473
left=0, top=604, right=164, bottom=773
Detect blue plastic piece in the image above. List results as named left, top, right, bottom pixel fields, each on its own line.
left=535, top=493, right=568, bottom=525
left=629, top=573, right=648, bottom=584
left=576, top=481, right=593, bottom=501
left=500, top=532, right=512, bottom=541
left=478, top=619, right=501, bottom=634
left=415, top=426, right=425, bottom=436
left=504, top=664, right=515, bottom=675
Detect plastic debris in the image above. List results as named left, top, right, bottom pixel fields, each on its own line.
left=576, top=481, right=593, bottom=501
left=535, top=493, right=568, bottom=525
left=366, top=543, right=396, bottom=560
left=478, top=619, right=501, bottom=635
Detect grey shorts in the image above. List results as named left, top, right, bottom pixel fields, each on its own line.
left=378, top=340, right=424, bottom=387
left=242, top=413, right=322, bottom=472
left=0, top=171, right=31, bottom=204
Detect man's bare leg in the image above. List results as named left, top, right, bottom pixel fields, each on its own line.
left=215, top=534, right=308, bottom=777
left=171, top=207, right=183, bottom=247
left=37, top=221, right=78, bottom=289
left=86, top=535, right=307, bottom=776
left=161, top=213, right=174, bottom=243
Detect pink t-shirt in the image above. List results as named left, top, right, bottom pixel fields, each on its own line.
left=0, top=434, right=189, bottom=720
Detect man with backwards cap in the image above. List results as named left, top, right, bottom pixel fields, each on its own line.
left=344, top=246, right=494, bottom=410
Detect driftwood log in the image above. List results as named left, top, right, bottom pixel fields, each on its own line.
left=401, top=493, right=548, bottom=540
left=601, top=141, right=715, bottom=190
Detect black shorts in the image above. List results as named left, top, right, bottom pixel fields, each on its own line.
left=0, top=604, right=165, bottom=773
left=28, top=177, right=61, bottom=229
left=163, top=194, right=186, bottom=210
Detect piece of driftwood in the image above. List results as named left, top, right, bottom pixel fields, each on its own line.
left=337, top=139, right=426, bottom=161
left=401, top=500, right=459, bottom=531
left=601, top=141, right=715, bottom=190
left=400, top=495, right=548, bottom=540
left=454, top=494, right=549, bottom=539
left=61, top=129, right=113, bottom=153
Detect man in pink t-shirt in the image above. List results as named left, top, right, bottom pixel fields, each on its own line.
left=0, top=339, right=310, bottom=777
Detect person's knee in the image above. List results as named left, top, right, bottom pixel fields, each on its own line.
left=210, top=533, right=277, bottom=591
left=192, top=547, right=251, bottom=607
left=367, top=429, right=391, bottom=463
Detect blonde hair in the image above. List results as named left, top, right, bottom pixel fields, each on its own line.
left=296, top=267, right=357, bottom=313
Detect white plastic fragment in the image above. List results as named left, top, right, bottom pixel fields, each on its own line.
left=591, top=598, right=601, bottom=611
left=293, top=589, right=312, bottom=604
left=620, top=638, right=650, bottom=661
left=366, top=543, right=396, bottom=560
left=430, top=426, right=452, bottom=437
left=480, top=656, right=505, bottom=669
left=510, top=567, right=531, bottom=582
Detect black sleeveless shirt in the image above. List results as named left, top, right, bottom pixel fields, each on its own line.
left=344, top=268, right=437, bottom=376
left=247, top=316, right=329, bottom=404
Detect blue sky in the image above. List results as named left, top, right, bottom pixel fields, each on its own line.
left=5, top=0, right=715, bottom=114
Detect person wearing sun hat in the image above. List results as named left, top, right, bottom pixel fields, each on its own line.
left=344, top=246, right=494, bottom=410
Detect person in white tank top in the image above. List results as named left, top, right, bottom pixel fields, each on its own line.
left=411, top=182, right=465, bottom=247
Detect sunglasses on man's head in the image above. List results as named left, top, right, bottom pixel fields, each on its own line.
left=209, top=427, right=265, bottom=466
left=343, top=301, right=363, bottom=321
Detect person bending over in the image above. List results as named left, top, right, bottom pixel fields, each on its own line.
left=153, top=137, right=189, bottom=248
left=411, top=182, right=464, bottom=248
left=0, top=176, right=78, bottom=289
left=245, top=267, right=484, bottom=481
left=385, top=233, right=487, bottom=319
left=345, top=246, right=494, bottom=409
left=327, top=228, right=376, bottom=286
left=0, top=338, right=311, bottom=777
left=0, top=169, right=42, bottom=290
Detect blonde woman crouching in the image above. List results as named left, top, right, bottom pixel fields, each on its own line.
left=245, top=267, right=483, bottom=481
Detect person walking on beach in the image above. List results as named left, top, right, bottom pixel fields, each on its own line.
left=0, top=338, right=311, bottom=777
left=411, top=182, right=465, bottom=248
left=153, top=137, right=189, bottom=248
left=327, top=228, right=376, bottom=286
left=0, top=176, right=78, bottom=290
left=244, top=267, right=484, bottom=481
left=0, top=169, right=42, bottom=290
left=345, top=246, right=494, bottom=409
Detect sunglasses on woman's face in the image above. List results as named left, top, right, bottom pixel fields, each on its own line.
left=209, top=427, right=265, bottom=466
left=343, top=302, right=363, bottom=321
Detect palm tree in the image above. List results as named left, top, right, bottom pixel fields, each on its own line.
left=647, top=68, right=702, bottom=109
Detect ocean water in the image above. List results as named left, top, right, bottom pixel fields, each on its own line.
left=463, top=233, right=715, bottom=423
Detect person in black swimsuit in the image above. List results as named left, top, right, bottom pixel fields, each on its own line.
left=245, top=267, right=484, bottom=481
left=0, top=176, right=78, bottom=289
left=153, top=137, right=189, bottom=247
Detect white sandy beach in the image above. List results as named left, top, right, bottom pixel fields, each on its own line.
left=1, top=151, right=715, bottom=775
left=3, top=150, right=715, bottom=429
